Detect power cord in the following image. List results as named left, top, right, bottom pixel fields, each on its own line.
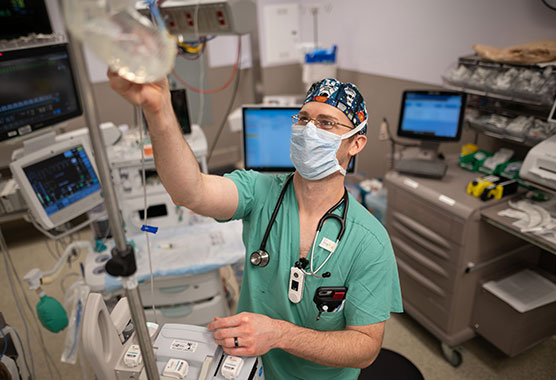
left=207, top=36, right=243, bottom=165
left=379, top=117, right=419, bottom=170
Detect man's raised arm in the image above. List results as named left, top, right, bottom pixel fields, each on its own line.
left=108, top=72, right=238, bottom=220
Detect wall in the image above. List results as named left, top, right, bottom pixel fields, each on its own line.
left=2, top=0, right=553, bottom=174
left=299, top=0, right=555, bottom=84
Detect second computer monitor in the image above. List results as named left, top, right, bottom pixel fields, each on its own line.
left=397, top=90, right=466, bottom=142
left=10, top=136, right=103, bottom=230
left=0, top=43, right=82, bottom=142
left=242, top=106, right=356, bottom=173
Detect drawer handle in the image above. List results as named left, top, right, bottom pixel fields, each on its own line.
left=392, top=236, right=448, bottom=277
left=397, top=257, right=446, bottom=297
left=392, top=221, right=450, bottom=261
left=160, top=304, right=194, bottom=318
left=393, top=212, right=451, bottom=249
left=159, top=285, right=190, bottom=294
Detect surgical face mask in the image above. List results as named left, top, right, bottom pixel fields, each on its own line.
left=289, top=120, right=367, bottom=180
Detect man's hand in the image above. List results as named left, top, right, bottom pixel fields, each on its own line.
left=208, top=312, right=282, bottom=356
left=107, top=70, right=169, bottom=114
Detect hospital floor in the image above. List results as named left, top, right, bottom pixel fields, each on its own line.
left=1, top=219, right=555, bottom=380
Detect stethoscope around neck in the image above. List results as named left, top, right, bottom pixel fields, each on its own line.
left=250, top=173, right=348, bottom=278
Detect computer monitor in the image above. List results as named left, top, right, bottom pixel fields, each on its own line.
left=397, top=90, right=466, bottom=144
left=144, top=88, right=191, bottom=134
left=10, top=136, right=103, bottom=230
left=242, top=106, right=356, bottom=173
left=170, top=89, right=192, bottom=135
left=0, top=43, right=82, bottom=142
left=0, top=0, right=53, bottom=40
left=394, top=90, right=466, bottom=179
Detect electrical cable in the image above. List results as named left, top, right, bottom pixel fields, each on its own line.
left=171, top=36, right=241, bottom=94
left=4, top=255, right=59, bottom=380
left=194, top=0, right=205, bottom=127
left=183, top=35, right=216, bottom=44
left=0, top=227, right=36, bottom=380
left=137, top=106, right=158, bottom=324
left=11, top=327, right=32, bottom=380
left=0, top=327, right=7, bottom=361
left=44, top=239, right=60, bottom=261
left=207, top=36, right=242, bottom=165
left=2, top=232, right=62, bottom=380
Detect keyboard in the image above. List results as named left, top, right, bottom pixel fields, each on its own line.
left=395, top=159, right=448, bottom=179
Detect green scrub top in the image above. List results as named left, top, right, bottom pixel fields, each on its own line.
left=222, top=170, right=403, bottom=380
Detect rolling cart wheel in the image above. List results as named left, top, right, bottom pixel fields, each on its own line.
left=441, top=342, right=462, bottom=367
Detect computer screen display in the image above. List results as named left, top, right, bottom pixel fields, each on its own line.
left=0, top=0, right=52, bottom=40
left=23, top=145, right=100, bottom=216
left=0, top=43, right=82, bottom=142
left=10, top=137, right=103, bottom=230
left=397, top=90, right=466, bottom=141
left=243, top=106, right=356, bottom=172
left=170, top=88, right=191, bottom=134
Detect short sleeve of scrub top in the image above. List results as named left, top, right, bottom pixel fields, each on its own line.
left=221, top=169, right=403, bottom=380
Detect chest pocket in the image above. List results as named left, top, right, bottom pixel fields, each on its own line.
left=307, top=307, right=346, bottom=331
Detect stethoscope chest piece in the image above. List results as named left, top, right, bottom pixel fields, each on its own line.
left=250, top=249, right=269, bottom=267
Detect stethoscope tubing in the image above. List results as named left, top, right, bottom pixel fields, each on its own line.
left=252, top=172, right=349, bottom=277
left=303, top=189, right=348, bottom=277
left=259, top=173, right=294, bottom=251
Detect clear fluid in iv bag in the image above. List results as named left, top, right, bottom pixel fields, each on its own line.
left=63, top=2, right=176, bottom=83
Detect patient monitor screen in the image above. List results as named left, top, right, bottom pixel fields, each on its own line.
left=243, top=107, right=298, bottom=171
left=0, top=43, right=82, bottom=142
left=397, top=91, right=465, bottom=141
left=0, top=0, right=52, bottom=40
left=23, top=145, right=101, bottom=216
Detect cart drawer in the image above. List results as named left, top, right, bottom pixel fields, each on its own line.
left=144, top=294, right=228, bottom=326
left=391, top=232, right=459, bottom=294
left=389, top=211, right=461, bottom=273
left=140, top=270, right=223, bottom=307
left=388, top=187, right=466, bottom=245
left=472, top=275, right=556, bottom=357
left=396, top=256, right=451, bottom=331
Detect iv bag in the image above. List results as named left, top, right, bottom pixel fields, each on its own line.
left=62, top=0, right=176, bottom=83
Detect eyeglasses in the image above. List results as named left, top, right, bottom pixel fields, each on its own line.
left=291, top=114, right=354, bottom=131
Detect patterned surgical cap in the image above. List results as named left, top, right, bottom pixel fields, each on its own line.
left=303, top=78, right=368, bottom=134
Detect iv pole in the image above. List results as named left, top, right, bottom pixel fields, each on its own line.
left=68, top=38, right=161, bottom=380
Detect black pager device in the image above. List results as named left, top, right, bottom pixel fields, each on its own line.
left=313, top=286, right=348, bottom=320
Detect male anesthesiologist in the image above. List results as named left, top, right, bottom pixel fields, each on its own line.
left=108, top=72, right=403, bottom=379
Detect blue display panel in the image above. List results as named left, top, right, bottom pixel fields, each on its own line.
left=23, top=145, right=101, bottom=216
left=243, top=107, right=297, bottom=170
left=398, top=91, right=465, bottom=141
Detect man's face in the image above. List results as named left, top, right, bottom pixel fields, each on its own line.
left=298, top=102, right=366, bottom=170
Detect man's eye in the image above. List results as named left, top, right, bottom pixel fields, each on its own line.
left=299, top=117, right=311, bottom=123
left=319, top=120, right=335, bottom=127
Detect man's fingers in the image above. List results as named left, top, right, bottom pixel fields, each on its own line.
left=107, top=70, right=133, bottom=92
left=212, top=326, right=242, bottom=341
left=222, top=346, right=254, bottom=356
left=207, top=314, right=244, bottom=330
left=214, top=337, right=236, bottom=347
